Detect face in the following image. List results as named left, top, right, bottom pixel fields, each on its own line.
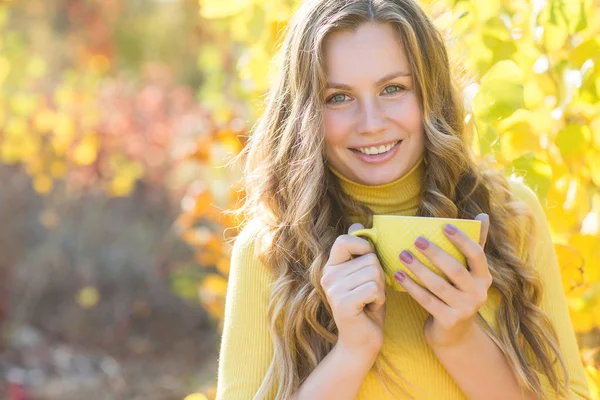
left=322, top=22, right=426, bottom=185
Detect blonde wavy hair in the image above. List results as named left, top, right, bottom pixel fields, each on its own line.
left=227, top=0, right=570, bottom=398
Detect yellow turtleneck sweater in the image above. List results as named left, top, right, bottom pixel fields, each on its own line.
left=216, top=157, right=592, bottom=399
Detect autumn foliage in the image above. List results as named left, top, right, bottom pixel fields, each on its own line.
left=182, top=0, right=600, bottom=397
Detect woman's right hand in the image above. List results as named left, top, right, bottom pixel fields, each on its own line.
left=320, top=223, right=387, bottom=357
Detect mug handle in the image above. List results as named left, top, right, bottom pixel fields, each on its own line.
left=349, top=227, right=378, bottom=244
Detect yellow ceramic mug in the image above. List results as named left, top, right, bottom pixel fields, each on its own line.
left=349, top=215, right=481, bottom=292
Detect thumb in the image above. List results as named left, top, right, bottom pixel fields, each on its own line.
left=348, top=222, right=364, bottom=234
left=474, top=213, right=490, bottom=249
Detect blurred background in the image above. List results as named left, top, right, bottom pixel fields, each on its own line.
left=0, top=0, right=598, bottom=399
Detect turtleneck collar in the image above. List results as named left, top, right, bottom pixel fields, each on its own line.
left=327, top=156, right=425, bottom=218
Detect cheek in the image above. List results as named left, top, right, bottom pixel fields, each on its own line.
left=323, top=110, right=354, bottom=145
left=387, top=93, right=423, bottom=132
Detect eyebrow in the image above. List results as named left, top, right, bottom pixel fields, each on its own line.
left=326, top=70, right=412, bottom=90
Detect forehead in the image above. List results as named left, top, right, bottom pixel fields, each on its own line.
left=322, top=22, right=411, bottom=80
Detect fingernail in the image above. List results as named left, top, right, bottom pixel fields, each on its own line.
left=399, top=250, right=413, bottom=264
left=444, top=224, right=457, bottom=235
left=415, top=236, right=429, bottom=250
left=395, top=270, right=406, bottom=282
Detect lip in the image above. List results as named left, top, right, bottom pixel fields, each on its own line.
left=350, top=140, right=402, bottom=164
left=349, top=139, right=401, bottom=150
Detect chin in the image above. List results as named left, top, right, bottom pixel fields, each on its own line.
left=361, top=169, right=401, bottom=185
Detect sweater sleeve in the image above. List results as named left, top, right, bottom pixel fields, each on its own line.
left=216, top=220, right=276, bottom=400
left=509, top=180, right=593, bottom=399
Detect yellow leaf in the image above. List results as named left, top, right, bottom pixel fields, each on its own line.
left=50, top=160, right=67, bottom=178
left=25, top=157, right=44, bottom=175
left=497, top=110, right=541, bottom=160
left=583, top=362, right=600, bottom=400
left=77, top=286, right=100, bottom=309
left=195, top=251, right=220, bottom=267
left=569, top=37, right=600, bottom=68
left=0, top=140, right=19, bottom=164
left=27, top=56, right=47, bottom=78
left=183, top=394, right=208, bottom=400
left=33, top=108, right=56, bottom=133
left=10, top=93, right=38, bottom=118
left=182, top=226, right=213, bottom=246
left=50, top=136, right=70, bottom=156
left=0, top=56, right=10, bottom=84
left=108, top=174, right=135, bottom=197
left=20, top=134, right=41, bottom=160
left=72, top=136, right=98, bottom=166
left=54, top=114, right=76, bottom=141
left=546, top=175, right=590, bottom=234
left=554, top=244, right=585, bottom=291
left=197, top=45, right=222, bottom=72
left=556, top=123, right=591, bottom=159
left=471, top=0, right=500, bottom=21
left=542, top=22, right=569, bottom=53
left=237, top=44, right=271, bottom=92
left=216, top=257, right=230, bottom=276
left=569, top=308, right=594, bottom=333
left=569, top=233, right=600, bottom=282
left=588, top=151, right=600, bottom=189
left=506, top=153, right=552, bottom=201
left=33, top=174, right=53, bottom=194
left=198, top=274, right=228, bottom=317
left=472, top=60, right=524, bottom=121
left=54, top=86, right=75, bottom=108
left=590, top=116, right=600, bottom=148
left=88, top=54, right=110, bottom=74
left=524, top=80, right=544, bottom=109
left=5, top=117, right=27, bottom=138
left=200, top=0, right=252, bottom=19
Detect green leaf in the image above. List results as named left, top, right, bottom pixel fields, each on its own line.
left=556, top=123, right=590, bottom=159
left=575, top=0, right=588, bottom=32
left=475, top=120, right=501, bottom=156
left=506, top=153, right=552, bottom=201
left=472, top=60, right=525, bottom=121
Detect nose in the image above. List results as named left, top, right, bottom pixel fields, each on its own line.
left=357, top=98, right=388, bottom=135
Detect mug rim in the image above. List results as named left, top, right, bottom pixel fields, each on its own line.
left=372, top=215, right=481, bottom=223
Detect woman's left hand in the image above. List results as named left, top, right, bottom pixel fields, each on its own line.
left=395, top=213, right=492, bottom=348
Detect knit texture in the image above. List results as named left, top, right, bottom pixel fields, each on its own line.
left=216, top=159, right=592, bottom=399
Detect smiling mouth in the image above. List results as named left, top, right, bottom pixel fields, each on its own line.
left=350, top=140, right=402, bottom=155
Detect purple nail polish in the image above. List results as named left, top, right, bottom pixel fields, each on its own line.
left=399, top=250, right=413, bottom=264
left=415, top=236, right=429, bottom=250
left=444, top=224, right=457, bottom=235
left=395, top=271, right=406, bottom=282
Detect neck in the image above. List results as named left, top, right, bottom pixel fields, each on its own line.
left=327, top=157, right=426, bottom=221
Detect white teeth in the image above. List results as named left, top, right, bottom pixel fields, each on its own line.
left=356, top=140, right=399, bottom=155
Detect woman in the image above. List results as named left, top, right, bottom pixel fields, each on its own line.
left=216, top=0, right=592, bottom=399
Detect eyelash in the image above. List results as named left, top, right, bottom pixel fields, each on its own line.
left=325, top=84, right=406, bottom=105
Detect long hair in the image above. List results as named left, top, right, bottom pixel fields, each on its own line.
left=227, top=0, right=569, bottom=398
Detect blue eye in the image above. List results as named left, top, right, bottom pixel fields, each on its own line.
left=326, top=84, right=405, bottom=105
left=383, top=85, right=404, bottom=95
left=326, top=93, right=349, bottom=104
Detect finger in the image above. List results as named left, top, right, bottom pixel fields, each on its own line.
left=322, top=253, right=382, bottom=290
left=474, top=213, right=490, bottom=249
left=343, top=264, right=385, bottom=292
left=327, top=234, right=374, bottom=266
left=443, top=223, right=490, bottom=280
left=348, top=223, right=365, bottom=234
left=351, top=281, right=385, bottom=313
left=410, top=237, right=474, bottom=293
left=399, top=249, right=464, bottom=307
left=394, top=270, right=449, bottom=317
